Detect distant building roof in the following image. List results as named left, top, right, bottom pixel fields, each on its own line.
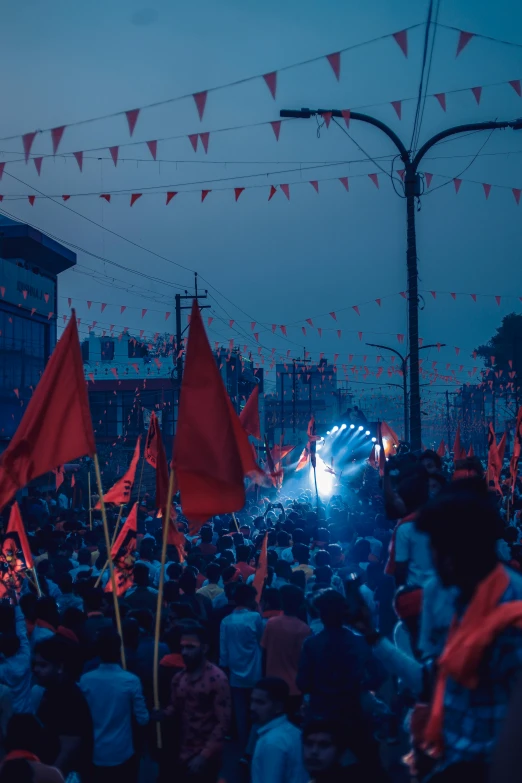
left=0, top=216, right=76, bottom=275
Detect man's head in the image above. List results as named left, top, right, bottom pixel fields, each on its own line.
left=77, top=548, right=92, bottom=567
left=279, top=584, right=304, bottom=616
left=250, top=677, right=289, bottom=726
left=420, top=450, right=442, bottom=475
left=96, top=628, right=122, bottom=664
left=200, top=525, right=213, bottom=544
left=179, top=622, right=208, bottom=671
left=83, top=587, right=104, bottom=614
left=179, top=569, right=197, bottom=596
left=274, top=560, right=292, bottom=581
left=397, top=470, right=430, bottom=516
left=234, top=583, right=257, bottom=609
left=314, top=589, right=346, bottom=629
left=133, top=562, right=150, bottom=588
left=236, top=545, right=251, bottom=564
left=276, top=531, right=291, bottom=548
left=33, top=635, right=77, bottom=686
left=302, top=719, right=345, bottom=777
left=428, top=472, right=447, bottom=498
left=206, top=563, right=221, bottom=585
left=416, top=481, right=500, bottom=589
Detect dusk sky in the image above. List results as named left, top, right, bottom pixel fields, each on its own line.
left=1, top=0, right=522, bottom=414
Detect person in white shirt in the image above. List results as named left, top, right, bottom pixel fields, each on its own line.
left=80, top=628, right=148, bottom=782
left=250, top=677, right=308, bottom=783
left=69, top=549, right=98, bottom=582
left=220, top=583, right=263, bottom=748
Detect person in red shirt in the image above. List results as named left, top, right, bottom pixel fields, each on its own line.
left=261, top=584, right=312, bottom=718
left=195, top=526, right=217, bottom=561
left=159, top=621, right=231, bottom=782
left=235, top=546, right=256, bottom=582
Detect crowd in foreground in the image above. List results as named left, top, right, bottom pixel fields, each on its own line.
left=0, top=449, right=521, bottom=782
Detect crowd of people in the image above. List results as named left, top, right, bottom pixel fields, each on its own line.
left=0, top=447, right=521, bottom=782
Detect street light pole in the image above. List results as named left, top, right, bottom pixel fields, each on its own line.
left=281, top=107, right=522, bottom=450
left=367, top=342, right=445, bottom=444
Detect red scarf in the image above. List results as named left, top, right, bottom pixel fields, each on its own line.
left=160, top=653, right=184, bottom=668
left=425, top=564, right=522, bottom=754
left=385, top=512, right=417, bottom=575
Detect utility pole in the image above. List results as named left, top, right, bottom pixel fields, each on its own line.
left=282, top=107, right=522, bottom=450
left=446, top=389, right=452, bottom=448
left=174, top=273, right=210, bottom=429
left=292, top=352, right=312, bottom=434
left=366, top=342, right=444, bottom=445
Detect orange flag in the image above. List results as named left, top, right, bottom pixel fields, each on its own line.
left=437, top=440, right=446, bottom=458
left=468, top=444, right=475, bottom=458
left=240, top=385, right=261, bottom=440
left=0, top=313, right=95, bottom=512
left=53, top=465, right=65, bottom=491
left=145, top=413, right=169, bottom=511
left=295, top=445, right=310, bottom=472
left=173, top=301, right=246, bottom=528
left=96, top=436, right=141, bottom=508
left=498, top=431, right=507, bottom=465
left=7, top=502, right=34, bottom=569
left=487, top=423, right=502, bottom=491
left=510, top=407, right=522, bottom=493
left=381, top=421, right=399, bottom=456
left=105, top=503, right=138, bottom=596
left=253, top=533, right=268, bottom=599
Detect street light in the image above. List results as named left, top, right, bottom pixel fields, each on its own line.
left=366, top=341, right=446, bottom=443
left=280, top=106, right=522, bottom=449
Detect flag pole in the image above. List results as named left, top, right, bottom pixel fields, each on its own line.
left=232, top=512, right=240, bottom=533
left=93, top=453, right=126, bottom=670
left=313, top=464, right=319, bottom=516
left=93, top=503, right=125, bottom=589
left=153, top=468, right=176, bottom=749
left=88, top=469, right=92, bottom=531
left=136, top=450, right=146, bottom=508
left=31, top=567, right=43, bottom=598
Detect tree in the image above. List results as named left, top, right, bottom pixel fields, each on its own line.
left=476, top=314, right=522, bottom=377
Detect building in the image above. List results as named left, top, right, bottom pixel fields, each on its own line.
left=265, top=359, right=348, bottom=445
left=0, top=216, right=76, bottom=445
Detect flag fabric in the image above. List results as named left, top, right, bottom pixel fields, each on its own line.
left=437, top=440, right=446, bottom=458
left=510, top=407, right=522, bottom=494
left=0, top=313, right=95, bottom=512
left=240, top=385, right=261, bottom=440
left=368, top=444, right=378, bottom=470
left=295, top=445, right=310, bottom=472
left=145, top=412, right=169, bottom=512
left=253, top=533, right=268, bottom=599
left=307, top=416, right=318, bottom=469
left=468, top=444, right=475, bottom=458
left=377, top=422, right=386, bottom=476
left=7, top=502, right=34, bottom=569
left=105, top=503, right=138, bottom=596
left=271, top=444, right=295, bottom=463
left=497, top=431, right=507, bottom=465
left=144, top=411, right=161, bottom=469
left=173, top=301, right=246, bottom=528
left=487, top=423, right=502, bottom=491
left=95, top=436, right=141, bottom=508
left=53, top=465, right=65, bottom=491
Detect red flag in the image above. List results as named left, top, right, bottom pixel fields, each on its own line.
left=96, top=436, right=141, bottom=508
left=483, top=183, right=491, bottom=199
left=172, top=301, right=246, bottom=527
left=391, top=100, right=402, bottom=119
left=105, top=503, right=138, bottom=596
left=471, top=86, right=482, bottom=105
left=326, top=52, right=340, bottom=80
left=109, top=146, right=119, bottom=166
left=510, top=407, right=522, bottom=492
left=7, top=502, right=33, bottom=569
left=310, top=180, right=319, bottom=193
left=53, top=465, right=65, bottom=491
left=452, top=425, right=463, bottom=465
left=270, top=121, right=281, bottom=141
left=193, top=91, right=207, bottom=120
left=456, top=30, right=473, bottom=56
left=125, top=109, right=140, bottom=136
left=200, top=132, right=210, bottom=153
left=468, top=444, right=475, bottom=458
left=498, top=431, right=507, bottom=465
left=392, top=30, right=408, bottom=57
left=253, top=533, right=268, bottom=599
left=51, top=126, right=66, bottom=154
left=147, top=140, right=157, bottom=160
left=263, top=72, right=277, bottom=99
left=509, top=79, right=522, bottom=97
left=487, top=423, right=502, bottom=491
left=437, top=439, right=446, bottom=458
left=280, top=184, right=290, bottom=200
left=0, top=314, right=95, bottom=511
left=434, top=93, right=446, bottom=111
left=240, top=386, right=261, bottom=440
left=295, top=445, right=310, bottom=472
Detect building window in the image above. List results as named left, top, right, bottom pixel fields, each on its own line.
left=101, top=340, right=115, bottom=361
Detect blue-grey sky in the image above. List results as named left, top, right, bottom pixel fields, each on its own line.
left=1, top=0, right=522, bottom=414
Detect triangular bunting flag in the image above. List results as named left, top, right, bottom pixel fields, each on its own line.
left=0, top=163, right=5, bottom=181
left=34, top=157, right=43, bottom=176
left=263, top=72, right=277, bottom=99
left=456, top=30, right=474, bottom=56
left=130, top=193, right=142, bottom=207
left=271, top=121, right=281, bottom=141
left=201, top=189, right=211, bottom=202
left=147, top=140, right=157, bottom=160
left=495, top=295, right=501, bottom=306
left=22, top=132, right=36, bottom=163
left=125, top=109, right=140, bottom=136
left=200, top=132, right=210, bottom=153
left=310, top=180, right=319, bottom=192
left=268, top=185, right=277, bottom=201
left=193, top=91, right=207, bottom=121
left=513, top=188, right=521, bottom=205
left=368, top=173, right=379, bottom=189
left=100, top=194, right=111, bottom=202
left=188, top=134, right=198, bottom=152
left=393, top=30, right=408, bottom=57
left=166, top=191, right=177, bottom=205
left=234, top=187, right=245, bottom=201
left=434, top=93, right=446, bottom=111
left=425, top=172, right=433, bottom=188
left=109, top=146, right=119, bottom=166
left=28, top=196, right=35, bottom=206
left=454, top=178, right=462, bottom=193
left=280, top=184, right=290, bottom=200
left=51, top=126, right=66, bottom=154
left=339, top=176, right=349, bottom=191
left=471, top=86, right=482, bottom=104
left=509, top=79, right=521, bottom=97
left=322, top=112, right=332, bottom=128
left=375, top=298, right=381, bottom=306
left=341, top=109, right=351, bottom=128
left=483, top=183, right=491, bottom=199
left=326, top=52, right=341, bottom=80
left=352, top=306, right=360, bottom=316
left=391, top=100, right=402, bottom=119
left=73, top=151, right=83, bottom=171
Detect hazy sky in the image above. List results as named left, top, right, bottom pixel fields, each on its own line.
left=1, top=0, right=522, bottom=413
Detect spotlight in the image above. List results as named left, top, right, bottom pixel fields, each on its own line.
left=340, top=423, right=347, bottom=431
left=371, top=437, right=377, bottom=442
left=365, top=430, right=371, bottom=436
left=350, top=424, right=355, bottom=429
left=326, top=431, right=331, bottom=436
left=358, top=426, right=364, bottom=432
left=332, top=426, right=339, bottom=433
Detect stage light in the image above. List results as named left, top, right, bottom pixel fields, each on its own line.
left=372, top=437, right=377, bottom=443
left=326, top=431, right=331, bottom=436
left=332, top=426, right=339, bottom=433
left=350, top=424, right=355, bottom=429
left=340, top=423, right=347, bottom=431
left=314, top=456, right=334, bottom=497
left=358, top=426, right=364, bottom=432
left=365, top=430, right=371, bottom=436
